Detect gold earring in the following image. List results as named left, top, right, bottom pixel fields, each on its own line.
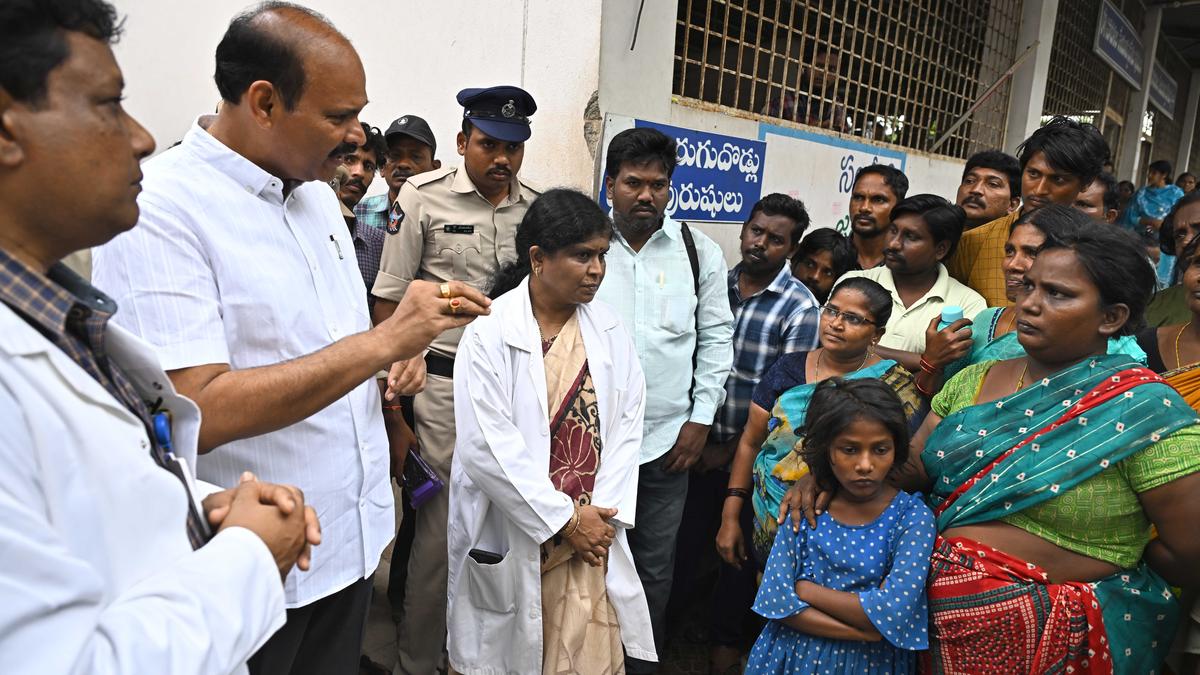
left=533, top=266, right=542, bottom=278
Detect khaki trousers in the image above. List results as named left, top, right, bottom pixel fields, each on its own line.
left=394, top=373, right=455, bottom=675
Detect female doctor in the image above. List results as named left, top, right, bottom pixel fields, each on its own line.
left=447, top=189, right=656, bottom=674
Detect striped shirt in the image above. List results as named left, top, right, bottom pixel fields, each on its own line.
left=94, top=119, right=391, bottom=608
left=348, top=215, right=385, bottom=308
left=712, top=264, right=820, bottom=442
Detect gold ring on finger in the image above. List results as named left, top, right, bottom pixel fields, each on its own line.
left=439, top=282, right=452, bottom=299
left=449, top=297, right=462, bottom=314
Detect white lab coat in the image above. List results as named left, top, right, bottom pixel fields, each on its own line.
left=0, top=303, right=285, bottom=674
left=447, top=279, right=657, bottom=674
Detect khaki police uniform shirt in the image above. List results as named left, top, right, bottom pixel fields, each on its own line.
left=372, top=165, right=539, bottom=358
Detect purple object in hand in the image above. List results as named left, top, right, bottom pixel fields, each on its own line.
left=401, top=448, right=444, bottom=509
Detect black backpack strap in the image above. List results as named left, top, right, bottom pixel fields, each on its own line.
left=680, top=222, right=701, bottom=296
left=680, top=223, right=701, bottom=404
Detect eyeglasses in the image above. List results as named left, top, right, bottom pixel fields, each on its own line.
left=820, top=305, right=875, bottom=327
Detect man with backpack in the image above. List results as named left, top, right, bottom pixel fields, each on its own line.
left=594, top=127, right=734, bottom=673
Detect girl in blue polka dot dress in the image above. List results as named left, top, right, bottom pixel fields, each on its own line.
left=746, top=377, right=936, bottom=674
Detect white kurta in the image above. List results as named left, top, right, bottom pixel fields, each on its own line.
left=447, top=279, right=657, bottom=674
left=0, top=303, right=285, bottom=674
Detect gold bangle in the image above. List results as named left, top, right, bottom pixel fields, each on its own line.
left=562, top=504, right=581, bottom=538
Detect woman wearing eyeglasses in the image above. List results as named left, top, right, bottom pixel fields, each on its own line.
left=717, top=276, right=927, bottom=566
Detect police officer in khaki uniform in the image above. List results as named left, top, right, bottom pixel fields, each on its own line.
left=371, top=85, right=540, bottom=675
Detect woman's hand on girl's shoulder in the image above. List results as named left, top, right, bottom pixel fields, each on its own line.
left=778, top=473, right=832, bottom=531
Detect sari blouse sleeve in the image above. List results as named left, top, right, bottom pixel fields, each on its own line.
left=1121, top=423, right=1200, bottom=493
left=857, top=496, right=936, bottom=650
left=751, top=352, right=807, bottom=411
left=931, top=361, right=993, bottom=417
left=751, top=521, right=811, bottom=620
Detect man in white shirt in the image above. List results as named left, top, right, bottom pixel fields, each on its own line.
left=0, top=1, right=325, bottom=672
left=838, top=194, right=986, bottom=353
left=92, top=4, right=490, bottom=674
left=594, top=128, right=735, bottom=673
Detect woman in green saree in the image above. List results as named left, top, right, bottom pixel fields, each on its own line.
left=716, top=277, right=927, bottom=567
left=941, top=208, right=1145, bottom=381
left=783, top=206, right=1200, bottom=674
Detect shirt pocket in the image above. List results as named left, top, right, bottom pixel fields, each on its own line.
left=659, top=293, right=698, bottom=335
left=434, top=230, right=483, bottom=280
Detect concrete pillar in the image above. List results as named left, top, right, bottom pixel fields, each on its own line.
left=1175, top=70, right=1200, bottom=175
left=1003, top=0, right=1060, bottom=152
left=1117, top=7, right=1163, bottom=182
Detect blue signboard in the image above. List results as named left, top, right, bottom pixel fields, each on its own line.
left=1151, top=62, right=1179, bottom=120
left=599, top=120, right=766, bottom=222
left=1094, top=0, right=1143, bottom=90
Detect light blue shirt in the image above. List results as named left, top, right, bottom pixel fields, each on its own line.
left=595, top=216, right=734, bottom=464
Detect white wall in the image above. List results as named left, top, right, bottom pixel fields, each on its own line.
left=112, top=0, right=602, bottom=195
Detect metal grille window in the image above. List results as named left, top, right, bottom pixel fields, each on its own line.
left=672, top=0, right=1023, bottom=160
left=1043, top=0, right=1110, bottom=127
left=1149, top=40, right=1190, bottom=169
left=1043, top=0, right=1150, bottom=172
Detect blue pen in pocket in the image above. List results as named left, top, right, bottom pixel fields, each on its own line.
left=153, top=411, right=174, bottom=458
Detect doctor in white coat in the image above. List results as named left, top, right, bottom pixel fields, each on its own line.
left=0, top=6, right=320, bottom=671
left=448, top=189, right=657, bottom=674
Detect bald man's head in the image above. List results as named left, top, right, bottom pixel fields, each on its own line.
left=206, top=1, right=367, bottom=184
left=214, top=1, right=353, bottom=110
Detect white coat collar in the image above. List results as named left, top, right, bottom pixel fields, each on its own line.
left=496, top=277, right=622, bottom=428
left=500, top=277, right=620, bottom=354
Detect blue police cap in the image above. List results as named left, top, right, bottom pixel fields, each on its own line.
left=456, top=85, right=537, bottom=143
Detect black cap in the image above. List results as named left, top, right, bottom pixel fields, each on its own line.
left=384, top=115, right=436, bottom=153
left=456, top=85, right=537, bottom=143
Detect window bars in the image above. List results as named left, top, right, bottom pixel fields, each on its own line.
left=672, top=0, right=1023, bottom=160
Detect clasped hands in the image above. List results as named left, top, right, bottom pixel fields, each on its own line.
left=202, top=471, right=322, bottom=580
left=563, top=505, right=619, bottom=567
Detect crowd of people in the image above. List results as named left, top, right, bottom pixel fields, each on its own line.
left=3, top=1, right=1200, bottom=675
